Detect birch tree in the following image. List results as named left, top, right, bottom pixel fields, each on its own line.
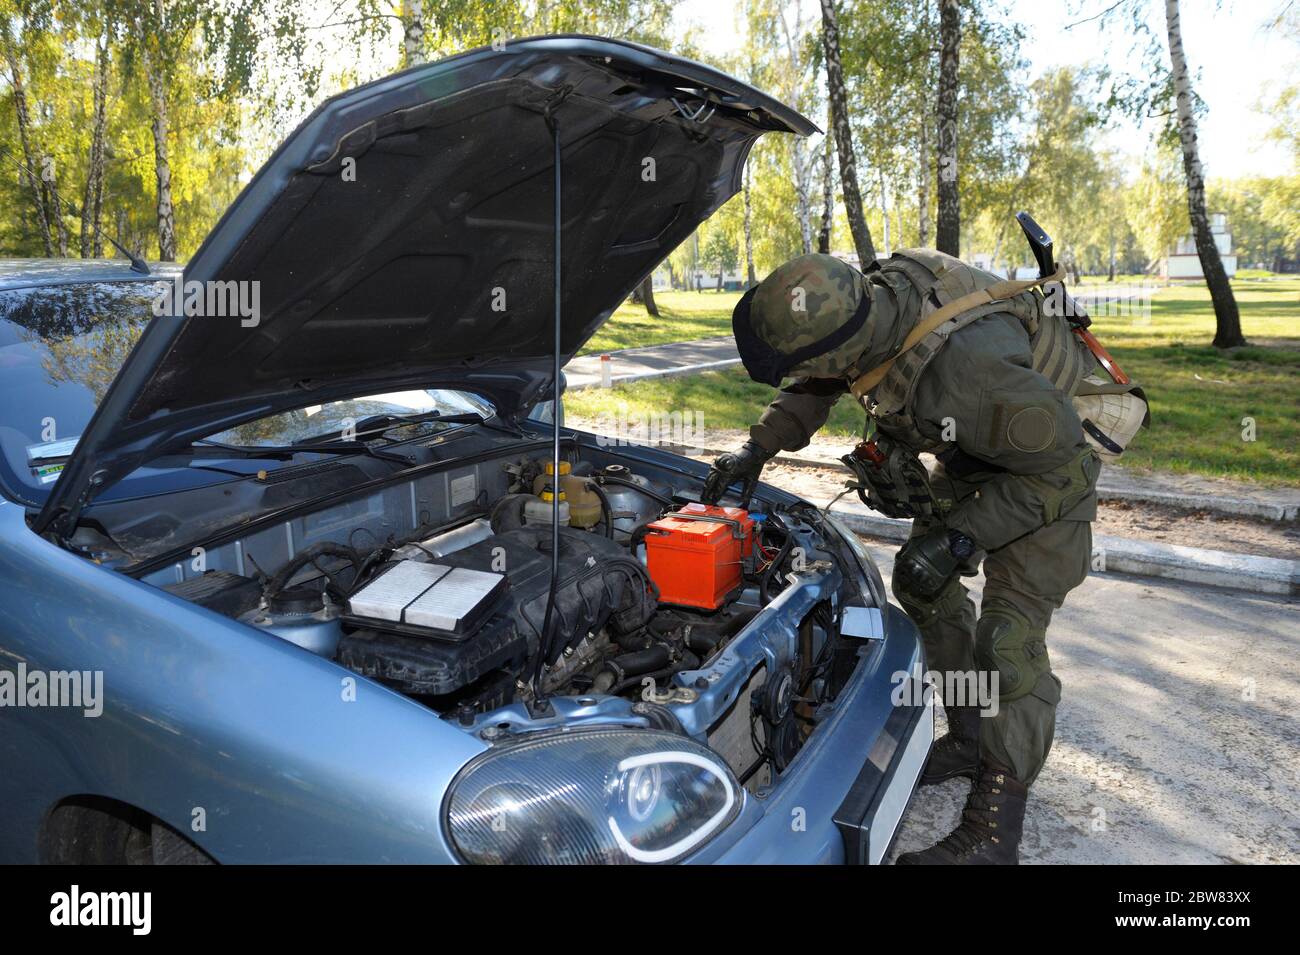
left=80, top=27, right=109, bottom=256
left=743, top=165, right=757, bottom=283
left=776, top=0, right=816, bottom=254
left=817, top=130, right=834, bottom=253
left=935, top=0, right=959, bottom=255
left=138, top=0, right=175, bottom=259
left=1164, top=0, right=1242, bottom=346
left=818, top=0, right=875, bottom=265
left=400, top=0, right=425, bottom=66
left=1, top=4, right=54, bottom=255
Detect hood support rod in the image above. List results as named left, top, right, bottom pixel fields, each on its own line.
left=528, top=96, right=570, bottom=715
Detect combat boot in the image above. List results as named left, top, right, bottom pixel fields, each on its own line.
left=896, top=761, right=1028, bottom=865
left=920, top=705, right=980, bottom=786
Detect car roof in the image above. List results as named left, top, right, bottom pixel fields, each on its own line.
left=0, top=258, right=182, bottom=292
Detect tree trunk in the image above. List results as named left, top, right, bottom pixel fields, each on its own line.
left=49, top=177, right=69, bottom=256
left=778, top=6, right=814, bottom=255
left=793, top=145, right=814, bottom=255
left=819, top=0, right=876, bottom=268
left=878, top=169, right=891, bottom=257
left=634, top=275, right=659, bottom=317
left=1164, top=0, right=1243, bottom=347
left=917, top=112, right=931, bottom=247
left=818, top=131, right=834, bottom=254
left=81, top=34, right=110, bottom=258
left=935, top=0, right=960, bottom=257
left=743, top=167, right=757, bottom=284
left=142, top=1, right=176, bottom=261
left=2, top=29, right=54, bottom=256
left=401, top=0, right=426, bottom=67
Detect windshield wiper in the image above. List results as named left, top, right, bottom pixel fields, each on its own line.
left=306, top=410, right=483, bottom=445
left=188, top=438, right=415, bottom=466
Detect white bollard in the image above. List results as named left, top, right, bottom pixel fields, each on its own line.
left=600, top=353, right=612, bottom=389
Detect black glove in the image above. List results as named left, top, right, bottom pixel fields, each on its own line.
left=893, top=525, right=976, bottom=600
left=701, top=440, right=773, bottom=505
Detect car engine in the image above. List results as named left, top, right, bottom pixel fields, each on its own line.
left=155, top=451, right=872, bottom=786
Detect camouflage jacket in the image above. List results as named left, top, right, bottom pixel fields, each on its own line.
left=748, top=267, right=1100, bottom=551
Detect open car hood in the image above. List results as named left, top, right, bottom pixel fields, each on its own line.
left=36, top=35, right=813, bottom=536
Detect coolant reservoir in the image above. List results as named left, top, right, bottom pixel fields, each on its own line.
left=525, top=487, right=571, bottom=526
left=532, top=462, right=602, bottom=529
left=643, top=503, right=755, bottom=610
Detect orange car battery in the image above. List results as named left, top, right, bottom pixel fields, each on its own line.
left=643, top=503, right=755, bottom=610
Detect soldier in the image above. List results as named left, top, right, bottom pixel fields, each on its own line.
left=702, top=249, right=1141, bottom=864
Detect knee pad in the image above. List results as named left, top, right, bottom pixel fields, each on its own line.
left=975, top=602, right=1050, bottom=703
left=895, top=573, right=966, bottom=625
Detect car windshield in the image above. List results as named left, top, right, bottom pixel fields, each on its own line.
left=0, top=279, right=493, bottom=501
left=204, top=389, right=493, bottom=448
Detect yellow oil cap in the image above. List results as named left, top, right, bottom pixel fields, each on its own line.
left=543, top=460, right=572, bottom=476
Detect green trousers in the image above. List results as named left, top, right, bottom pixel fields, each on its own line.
left=894, top=517, right=1092, bottom=785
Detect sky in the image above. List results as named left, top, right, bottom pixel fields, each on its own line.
left=672, top=0, right=1295, bottom=180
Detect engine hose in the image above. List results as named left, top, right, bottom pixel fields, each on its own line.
left=591, top=644, right=673, bottom=694
left=266, top=542, right=362, bottom=600
left=586, top=480, right=615, bottom=539
left=629, top=520, right=671, bottom=557
left=601, top=557, right=660, bottom=626
left=597, top=474, right=675, bottom=508
left=489, top=493, right=533, bottom=533
left=614, top=648, right=700, bottom=696
left=614, top=628, right=654, bottom=651
left=685, top=626, right=719, bottom=657
left=645, top=615, right=711, bottom=657
left=758, top=512, right=794, bottom=606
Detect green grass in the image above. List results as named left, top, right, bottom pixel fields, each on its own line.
left=569, top=277, right=1300, bottom=486
left=580, top=289, right=741, bottom=355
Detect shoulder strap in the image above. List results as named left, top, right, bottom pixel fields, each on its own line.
left=849, top=265, right=1064, bottom=401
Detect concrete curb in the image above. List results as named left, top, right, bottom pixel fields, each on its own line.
left=568, top=357, right=742, bottom=390
left=1093, top=485, right=1298, bottom=523
left=826, top=501, right=1299, bottom=597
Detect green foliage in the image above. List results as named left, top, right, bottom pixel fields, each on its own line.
left=0, top=0, right=678, bottom=259
left=1209, top=176, right=1300, bottom=271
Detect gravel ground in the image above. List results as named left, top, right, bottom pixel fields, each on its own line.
left=860, top=540, right=1300, bottom=865
left=754, top=460, right=1300, bottom=561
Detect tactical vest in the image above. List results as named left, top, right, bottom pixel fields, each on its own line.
left=847, top=249, right=1143, bottom=459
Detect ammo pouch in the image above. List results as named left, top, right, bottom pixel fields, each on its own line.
left=840, top=433, right=938, bottom=519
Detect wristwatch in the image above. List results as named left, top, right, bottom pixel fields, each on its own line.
left=948, top=529, right=976, bottom=561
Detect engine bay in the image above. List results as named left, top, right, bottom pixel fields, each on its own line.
left=130, top=441, right=880, bottom=789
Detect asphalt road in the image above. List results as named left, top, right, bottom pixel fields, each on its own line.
left=860, top=540, right=1300, bottom=865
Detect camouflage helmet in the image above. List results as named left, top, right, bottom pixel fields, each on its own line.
left=732, top=253, right=875, bottom=386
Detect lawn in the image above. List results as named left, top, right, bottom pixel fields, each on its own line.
left=569, top=277, right=1300, bottom=486
left=580, top=288, right=741, bottom=354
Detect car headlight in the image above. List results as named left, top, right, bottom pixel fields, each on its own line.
left=822, top=513, right=887, bottom=605
left=444, top=729, right=741, bottom=864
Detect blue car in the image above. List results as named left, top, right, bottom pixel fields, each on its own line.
left=0, top=35, right=928, bottom=865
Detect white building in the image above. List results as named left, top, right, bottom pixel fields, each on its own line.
left=1162, top=213, right=1237, bottom=280
left=970, top=252, right=1040, bottom=279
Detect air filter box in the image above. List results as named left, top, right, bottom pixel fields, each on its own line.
left=644, top=503, right=754, bottom=610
